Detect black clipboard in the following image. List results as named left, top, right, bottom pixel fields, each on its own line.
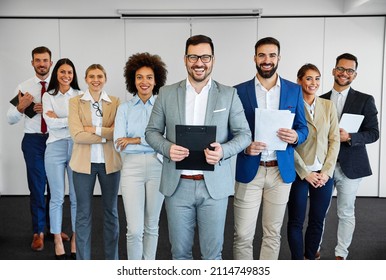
left=10, top=92, right=37, bottom=118
left=175, top=125, right=216, bottom=171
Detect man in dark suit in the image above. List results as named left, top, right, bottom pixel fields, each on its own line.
left=320, top=53, right=379, bottom=260
left=233, top=37, right=308, bottom=260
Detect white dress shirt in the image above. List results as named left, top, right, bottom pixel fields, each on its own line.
left=182, top=78, right=211, bottom=175
left=43, top=88, right=81, bottom=144
left=7, top=75, right=51, bottom=133
left=80, top=90, right=112, bottom=164
left=331, top=87, right=349, bottom=119
left=255, top=76, right=281, bottom=162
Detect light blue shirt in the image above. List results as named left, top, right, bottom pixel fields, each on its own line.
left=114, top=95, right=155, bottom=154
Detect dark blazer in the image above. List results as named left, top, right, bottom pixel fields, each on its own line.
left=234, top=77, right=308, bottom=184
left=320, top=88, right=379, bottom=179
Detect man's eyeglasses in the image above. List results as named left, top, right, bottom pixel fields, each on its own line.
left=185, top=54, right=213, bottom=63
left=92, top=101, right=103, bottom=117
left=335, top=66, right=356, bottom=75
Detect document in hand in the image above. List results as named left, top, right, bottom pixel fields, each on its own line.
left=339, top=113, right=364, bottom=133
left=175, top=125, right=216, bottom=171
left=254, top=108, right=295, bottom=151
left=9, top=92, right=37, bottom=118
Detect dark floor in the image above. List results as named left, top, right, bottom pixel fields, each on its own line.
left=0, top=195, right=385, bottom=260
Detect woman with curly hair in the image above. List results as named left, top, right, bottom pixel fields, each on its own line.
left=114, top=52, right=167, bottom=260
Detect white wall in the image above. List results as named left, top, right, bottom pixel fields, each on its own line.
left=0, top=6, right=385, bottom=196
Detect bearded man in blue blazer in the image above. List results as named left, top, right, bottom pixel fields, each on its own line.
left=233, top=37, right=308, bottom=260
left=320, top=53, right=379, bottom=260
left=146, top=35, right=251, bottom=260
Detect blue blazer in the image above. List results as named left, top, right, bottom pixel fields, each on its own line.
left=234, top=77, right=308, bottom=184
left=320, top=88, right=379, bottom=179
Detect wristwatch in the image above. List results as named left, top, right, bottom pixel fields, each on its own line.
left=347, top=137, right=352, bottom=146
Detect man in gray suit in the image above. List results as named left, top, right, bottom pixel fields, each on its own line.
left=145, top=34, right=251, bottom=260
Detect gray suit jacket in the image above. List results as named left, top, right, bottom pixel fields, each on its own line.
left=145, top=79, right=251, bottom=199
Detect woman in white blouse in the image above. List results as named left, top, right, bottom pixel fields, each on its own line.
left=43, top=58, right=81, bottom=259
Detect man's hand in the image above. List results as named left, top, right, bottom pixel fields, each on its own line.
left=16, top=91, right=33, bottom=113
left=339, top=128, right=350, bottom=142
left=277, top=128, right=298, bottom=144
left=170, top=144, right=189, bottom=162
left=204, top=142, right=223, bottom=165
left=244, top=141, right=267, bottom=155
left=33, top=103, right=43, bottom=114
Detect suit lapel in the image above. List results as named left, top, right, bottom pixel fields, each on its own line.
left=246, top=78, right=258, bottom=109
left=101, top=99, right=112, bottom=126
left=177, top=80, right=187, bottom=124
left=342, top=88, right=356, bottom=114
left=79, top=98, right=93, bottom=126
left=205, top=81, right=219, bottom=125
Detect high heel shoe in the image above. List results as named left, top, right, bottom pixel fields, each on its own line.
left=70, top=252, right=76, bottom=260
left=54, top=235, right=66, bottom=260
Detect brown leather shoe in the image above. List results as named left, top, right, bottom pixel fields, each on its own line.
left=335, top=256, right=344, bottom=260
left=61, top=232, right=70, bottom=242
left=31, top=233, right=44, bottom=251
left=315, top=251, right=321, bottom=260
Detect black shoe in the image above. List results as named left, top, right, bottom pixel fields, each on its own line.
left=55, top=253, right=67, bottom=260
left=70, top=253, right=76, bottom=260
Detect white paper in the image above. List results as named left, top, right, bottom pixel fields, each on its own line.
left=339, top=113, right=364, bottom=133
left=255, top=108, right=295, bottom=151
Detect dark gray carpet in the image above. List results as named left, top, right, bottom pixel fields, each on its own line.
left=0, top=195, right=385, bottom=260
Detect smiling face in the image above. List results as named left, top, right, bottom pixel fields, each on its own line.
left=298, top=69, right=320, bottom=97
left=332, top=58, right=357, bottom=91
left=135, top=66, right=155, bottom=102
left=184, top=43, right=214, bottom=85
left=32, top=52, right=52, bottom=79
left=85, top=68, right=106, bottom=94
left=57, top=63, right=73, bottom=93
left=254, top=44, right=280, bottom=79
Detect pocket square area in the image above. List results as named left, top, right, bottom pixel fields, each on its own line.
left=213, top=108, right=226, bottom=113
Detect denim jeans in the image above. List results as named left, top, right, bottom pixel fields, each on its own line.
left=45, top=138, right=76, bottom=234
left=165, top=179, right=228, bottom=260
left=120, top=153, right=164, bottom=260
left=287, top=174, right=334, bottom=260
left=73, top=163, right=120, bottom=260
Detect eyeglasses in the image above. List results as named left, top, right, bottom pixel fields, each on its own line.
left=92, top=101, right=103, bottom=117
left=335, top=66, right=356, bottom=75
left=185, top=54, right=213, bottom=63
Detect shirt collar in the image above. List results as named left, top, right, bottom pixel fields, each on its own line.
left=254, top=75, right=281, bottom=90
left=332, top=87, right=350, bottom=97
left=81, top=89, right=111, bottom=103
left=131, top=94, right=155, bottom=105
left=34, top=75, right=51, bottom=85
left=186, top=77, right=212, bottom=92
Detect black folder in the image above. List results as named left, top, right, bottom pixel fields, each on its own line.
left=9, top=92, right=37, bottom=118
left=176, top=125, right=217, bottom=171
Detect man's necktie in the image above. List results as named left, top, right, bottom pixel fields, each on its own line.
left=40, top=81, right=47, bottom=134
left=337, top=92, right=344, bottom=118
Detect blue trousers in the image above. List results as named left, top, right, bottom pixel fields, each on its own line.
left=287, top=174, right=333, bottom=260
left=73, top=163, right=120, bottom=260
left=22, top=133, right=48, bottom=234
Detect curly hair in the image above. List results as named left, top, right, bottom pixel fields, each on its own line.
left=124, top=52, right=167, bottom=96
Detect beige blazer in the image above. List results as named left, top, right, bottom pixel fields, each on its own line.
left=294, top=97, right=340, bottom=179
left=68, top=94, right=122, bottom=174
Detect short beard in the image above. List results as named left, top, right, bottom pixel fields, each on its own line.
left=256, top=64, right=278, bottom=79
left=334, top=77, right=351, bottom=87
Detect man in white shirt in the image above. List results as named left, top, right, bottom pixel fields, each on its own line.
left=7, top=46, right=53, bottom=251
